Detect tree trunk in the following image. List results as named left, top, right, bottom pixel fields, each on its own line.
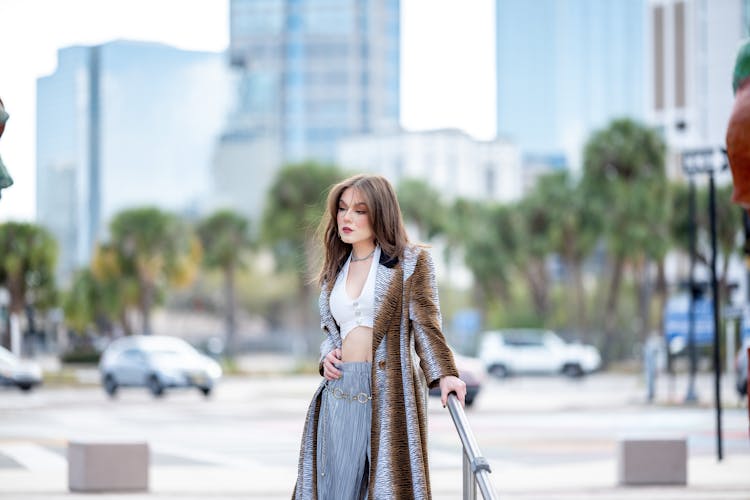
left=299, top=282, right=316, bottom=356
left=720, top=249, right=732, bottom=304
left=119, top=309, right=133, bottom=336
left=224, top=264, right=237, bottom=358
left=571, top=257, right=588, bottom=342
left=139, top=281, right=154, bottom=336
left=1, top=316, right=9, bottom=350
left=655, top=258, right=668, bottom=336
left=601, top=253, right=625, bottom=367
left=524, top=258, right=549, bottom=319
left=633, top=255, right=652, bottom=344
left=303, top=239, right=322, bottom=356
left=5, top=273, right=25, bottom=353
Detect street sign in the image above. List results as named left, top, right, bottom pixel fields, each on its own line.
left=740, top=306, right=750, bottom=343
left=663, top=294, right=715, bottom=348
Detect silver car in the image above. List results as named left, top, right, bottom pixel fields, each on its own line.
left=0, top=345, right=43, bottom=391
left=98, top=335, right=222, bottom=398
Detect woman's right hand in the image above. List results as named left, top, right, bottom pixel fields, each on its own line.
left=323, top=348, right=342, bottom=380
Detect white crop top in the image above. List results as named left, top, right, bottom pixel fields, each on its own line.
left=330, top=246, right=380, bottom=341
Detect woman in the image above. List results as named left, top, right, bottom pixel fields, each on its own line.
left=293, top=174, right=466, bottom=499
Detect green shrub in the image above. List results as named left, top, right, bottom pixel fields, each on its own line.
left=60, top=349, right=101, bottom=364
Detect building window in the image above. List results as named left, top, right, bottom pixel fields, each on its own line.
left=485, top=165, right=496, bottom=198
left=304, top=0, right=354, bottom=34
left=674, top=2, right=686, bottom=108
left=653, top=5, right=665, bottom=111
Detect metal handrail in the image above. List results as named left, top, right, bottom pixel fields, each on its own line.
left=446, top=393, right=499, bottom=499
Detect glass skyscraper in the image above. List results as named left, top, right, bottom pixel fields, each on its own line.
left=495, top=0, right=646, bottom=168
left=227, top=0, right=401, bottom=163
left=37, top=41, right=233, bottom=282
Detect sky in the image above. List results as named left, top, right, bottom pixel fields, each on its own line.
left=0, top=0, right=496, bottom=222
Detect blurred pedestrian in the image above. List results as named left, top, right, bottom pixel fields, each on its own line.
left=292, top=174, right=466, bottom=499
left=644, top=333, right=662, bottom=403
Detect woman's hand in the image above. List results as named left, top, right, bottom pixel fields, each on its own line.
left=323, top=348, right=342, bottom=380
left=439, top=375, right=466, bottom=408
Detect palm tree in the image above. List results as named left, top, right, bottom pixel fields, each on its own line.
left=582, top=118, right=667, bottom=363
left=90, top=243, right=140, bottom=335
left=516, top=188, right=558, bottom=319
left=109, top=207, right=201, bottom=335
left=261, top=162, right=343, bottom=344
left=396, top=178, right=445, bottom=241
left=197, top=210, right=253, bottom=358
left=460, top=203, right=519, bottom=315
left=0, top=222, right=58, bottom=353
left=528, top=171, right=602, bottom=338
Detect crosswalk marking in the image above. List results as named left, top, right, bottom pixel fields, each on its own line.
left=0, top=443, right=66, bottom=471
left=151, top=442, right=265, bottom=469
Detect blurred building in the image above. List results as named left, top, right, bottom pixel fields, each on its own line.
left=213, top=0, right=401, bottom=222
left=337, top=128, right=524, bottom=289
left=37, top=41, right=234, bottom=283
left=495, top=0, right=647, bottom=170
left=336, top=129, right=523, bottom=203
left=647, top=0, right=746, bottom=179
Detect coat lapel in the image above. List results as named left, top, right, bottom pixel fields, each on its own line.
left=372, top=252, right=402, bottom=351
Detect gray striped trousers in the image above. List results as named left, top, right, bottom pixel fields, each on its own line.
left=317, top=362, right=372, bottom=500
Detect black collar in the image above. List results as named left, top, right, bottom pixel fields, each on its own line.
left=379, top=251, right=399, bottom=268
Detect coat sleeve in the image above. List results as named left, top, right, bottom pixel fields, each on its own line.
left=409, top=249, right=459, bottom=388
left=318, top=281, right=337, bottom=376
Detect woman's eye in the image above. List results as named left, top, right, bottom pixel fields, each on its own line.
left=337, top=207, right=346, bottom=212
left=356, top=211, right=367, bottom=215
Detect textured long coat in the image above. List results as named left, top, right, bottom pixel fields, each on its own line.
left=293, top=245, right=459, bottom=499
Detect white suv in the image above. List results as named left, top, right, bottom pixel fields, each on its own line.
left=479, top=329, right=601, bottom=378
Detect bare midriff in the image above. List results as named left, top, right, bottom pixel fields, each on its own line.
left=341, top=326, right=373, bottom=362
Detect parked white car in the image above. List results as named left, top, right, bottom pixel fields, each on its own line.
left=479, top=329, right=601, bottom=378
left=0, top=346, right=43, bottom=391
left=99, top=335, right=222, bottom=398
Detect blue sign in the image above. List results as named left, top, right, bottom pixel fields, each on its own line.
left=741, top=306, right=750, bottom=343
left=663, top=294, right=715, bottom=346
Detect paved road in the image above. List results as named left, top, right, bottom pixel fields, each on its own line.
left=0, top=371, right=748, bottom=499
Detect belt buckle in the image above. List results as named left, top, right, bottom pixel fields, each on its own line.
left=332, top=387, right=345, bottom=399
left=355, top=392, right=370, bottom=404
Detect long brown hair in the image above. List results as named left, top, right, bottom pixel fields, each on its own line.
left=316, top=174, right=409, bottom=287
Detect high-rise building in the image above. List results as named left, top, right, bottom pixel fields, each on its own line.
left=495, top=0, right=646, bottom=169
left=213, top=0, right=401, bottom=222
left=336, top=128, right=524, bottom=289
left=228, top=0, right=400, bottom=161
left=336, top=129, right=523, bottom=204
left=648, top=0, right=745, bottom=178
left=37, top=41, right=233, bottom=282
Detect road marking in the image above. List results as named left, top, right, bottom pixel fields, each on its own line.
left=151, top=442, right=265, bottom=469
left=0, top=443, right=66, bottom=471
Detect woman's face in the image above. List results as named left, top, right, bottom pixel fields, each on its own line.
left=337, top=187, right=374, bottom=246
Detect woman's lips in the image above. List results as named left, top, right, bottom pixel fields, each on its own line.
left=342, top=227, right=353, bottom=234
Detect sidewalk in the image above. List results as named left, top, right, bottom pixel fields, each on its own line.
left=0, top=453, right=749, bottom=499
left=2, top=365, right=747, bottom=499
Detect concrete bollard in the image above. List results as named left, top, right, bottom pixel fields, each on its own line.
left=68, top=440, right=149, bottom=492
left=617, top=438, right=687, bottom=486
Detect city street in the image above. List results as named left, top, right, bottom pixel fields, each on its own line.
left=0, top=370, right=748, bottom=499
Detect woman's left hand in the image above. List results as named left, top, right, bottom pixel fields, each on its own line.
left=439, top=375, right=466, bottom=408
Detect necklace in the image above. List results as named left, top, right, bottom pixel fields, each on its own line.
left=351, top=248, right=375, bottom=262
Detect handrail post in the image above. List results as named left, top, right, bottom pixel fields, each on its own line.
left=463, top=450, right=477, bottom=499
left=447, top=393, right=499, bottom=499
